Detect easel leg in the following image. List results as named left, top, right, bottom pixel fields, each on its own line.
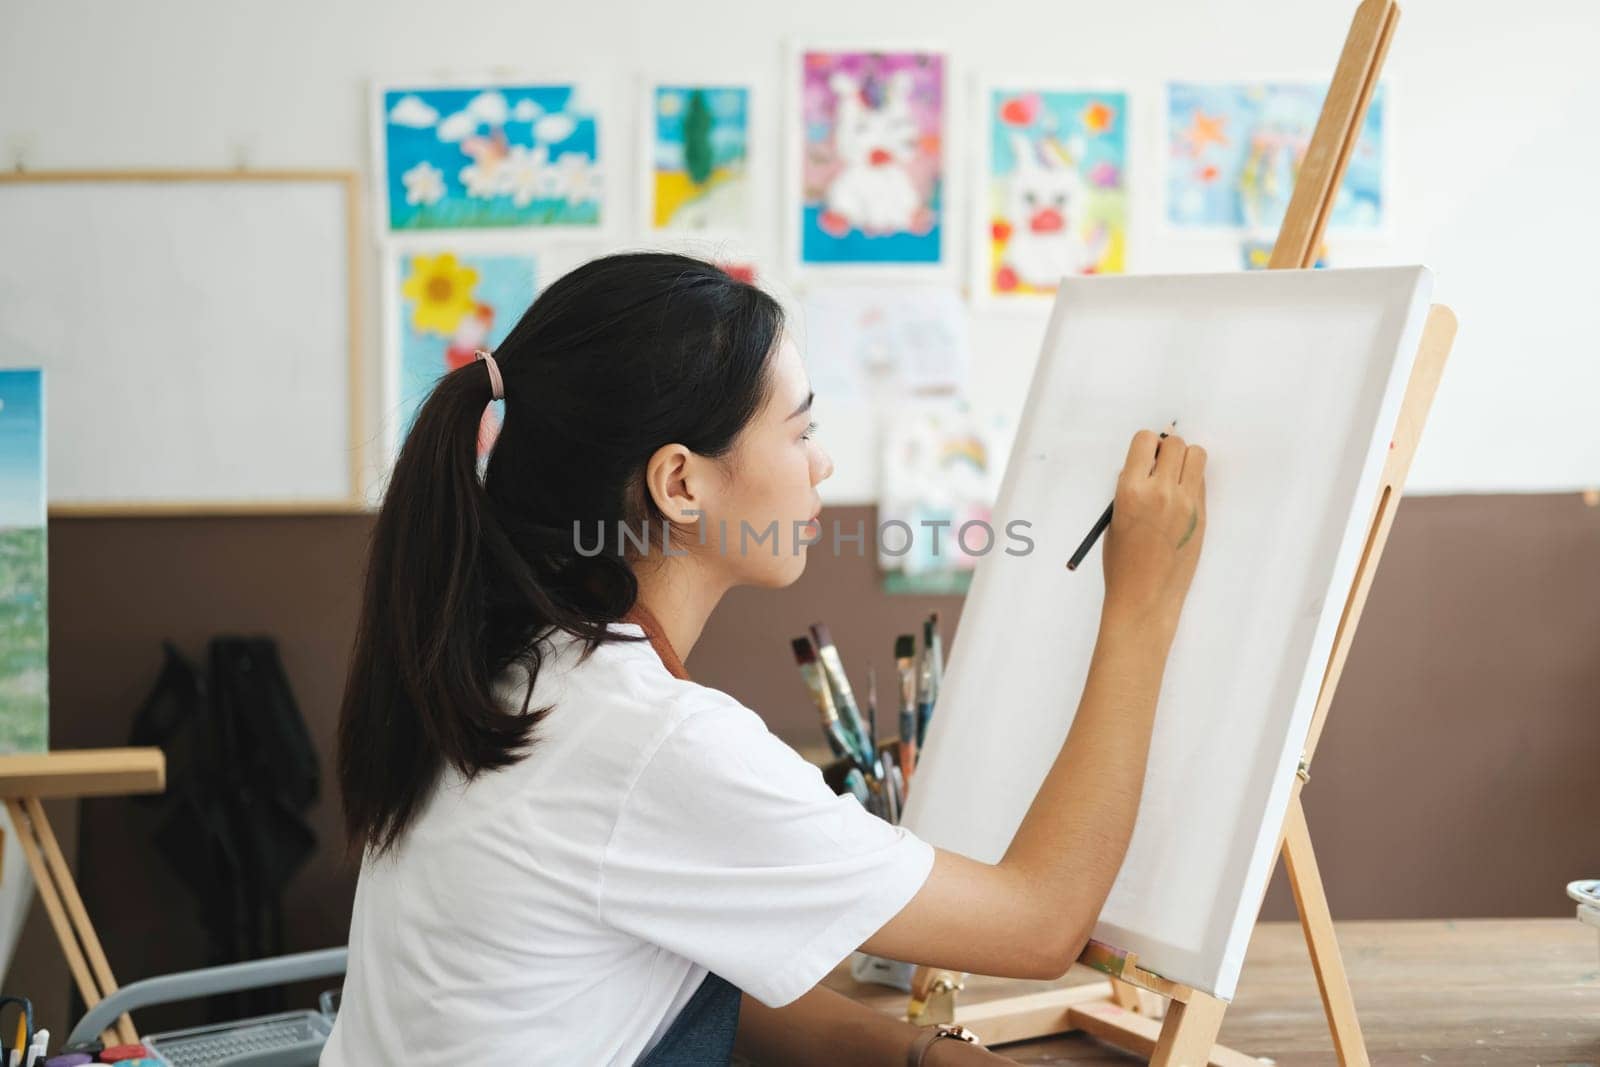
left=1110, top=977, right=1141, bottom=1009
left=1109, top=977, right=1166, bottom=1020
left=1283, top=797, right=1369, bottom=1067
left=5, top=797, right=138, bottom=1045
left=1149, top=991, right=1227, bottom=1067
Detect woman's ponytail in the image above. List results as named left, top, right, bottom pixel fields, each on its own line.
left=338, top=358, right=547, bottom=857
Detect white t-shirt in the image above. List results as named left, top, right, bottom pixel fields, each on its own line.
left=321, top=622, right=934, bottom=1065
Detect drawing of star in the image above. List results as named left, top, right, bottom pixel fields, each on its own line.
left=1183, top=111, right=1228, bottom=156
left=1082, top=101, right=1115, bottom=134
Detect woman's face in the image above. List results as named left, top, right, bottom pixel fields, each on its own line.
left=701, top=335, right=834, bottom=588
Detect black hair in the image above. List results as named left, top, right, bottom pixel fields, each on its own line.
left=338, top=252, right=784, bottom=856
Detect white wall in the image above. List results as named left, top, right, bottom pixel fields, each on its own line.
left=1, top=0, right=1596, bottom=501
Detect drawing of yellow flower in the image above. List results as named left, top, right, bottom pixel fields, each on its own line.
left=402, top=253, right=479, bottom=336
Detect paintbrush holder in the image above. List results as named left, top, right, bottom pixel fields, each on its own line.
left=819, top=739, right=903, bottom=802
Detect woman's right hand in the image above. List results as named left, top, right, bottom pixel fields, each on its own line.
left=1100, top=427, right=1207, bottom=638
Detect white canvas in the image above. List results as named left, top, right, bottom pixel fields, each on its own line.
left=899, top=267, right=1435, bottom=999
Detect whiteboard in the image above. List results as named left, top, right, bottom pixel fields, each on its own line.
left=0, top=174, right=361, bottom=511
left=899, top=267, right=1434, bottom=1000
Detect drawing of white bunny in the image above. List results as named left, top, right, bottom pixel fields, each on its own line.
left=995, top=132, right=1106, bottom=292
left=819, top=71, right=933, bottom=238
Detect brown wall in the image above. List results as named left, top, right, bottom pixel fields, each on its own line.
left=13, top=494, right=1600, bottom=1035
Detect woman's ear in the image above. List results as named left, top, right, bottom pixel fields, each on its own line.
left=643, top=442, right=706, bottom=526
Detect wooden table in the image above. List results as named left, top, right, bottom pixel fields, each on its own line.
left=825, top=919, right=1600, bottom=1064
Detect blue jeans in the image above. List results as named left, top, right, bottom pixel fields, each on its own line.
left=637, top=972, right=742, bottom=1066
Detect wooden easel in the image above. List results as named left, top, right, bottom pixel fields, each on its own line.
left=1, top=748, right=166, bottom=1046
left=905, top=2, right=1458, bottom=1063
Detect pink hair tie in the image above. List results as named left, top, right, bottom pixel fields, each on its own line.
left=475, top=349, right=504, bottom=401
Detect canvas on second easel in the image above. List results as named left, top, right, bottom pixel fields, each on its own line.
left=0, top=368, right=46, bottom=752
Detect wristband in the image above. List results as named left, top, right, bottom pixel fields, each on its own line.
left=907, top=1023, right=982, bottom=1066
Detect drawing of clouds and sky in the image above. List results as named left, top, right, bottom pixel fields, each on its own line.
left=382, top=84, right=603, bottom=232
